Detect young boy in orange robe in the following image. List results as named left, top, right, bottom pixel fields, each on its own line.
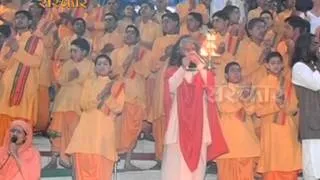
left=66, top=55, right=125, bottom=180
left=216, top=62, right=260, bottom=180
left=46, top=38, right=94, bottom=169
left=255, top=52, right=301, bottom=179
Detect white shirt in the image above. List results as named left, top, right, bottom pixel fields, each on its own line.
left=292, top=62, right=320, bottom=91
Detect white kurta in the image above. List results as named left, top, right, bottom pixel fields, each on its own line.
left=292, top=62, right=320, bottom=180
left=161, top=67, right=212, bottom=180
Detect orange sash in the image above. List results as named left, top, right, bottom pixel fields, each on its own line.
left=9, top=36, right=40, bottom=106
left=273, top=77, right=293, bottom=125
left=130, top=49, right=146, bottom=79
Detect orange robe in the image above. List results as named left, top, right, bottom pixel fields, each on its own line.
left=66, top=76, right=125, bottom=180
left=49, top=58, right=94, bottom=163
left=149, top=34, right=180, bottom=160
left=0, top=120, right=41, bottom=180
left=255, top=74, right=301, bottom=179
left=216, top=83, right=260, bottom=180
left=236, top=40, right=268, bottom=85
left=33, top=17, right=58, bottom=131
left=0, top=32, right=44, bottom=127
left=111, top=45, right=152, bottom=153
left=139, top=20, right=163, bottom=48
left=277, top=40, right=292, bottom=76
left=92, top=29, right=124, bottom=58
left=276, top=9, right=293, bottom=41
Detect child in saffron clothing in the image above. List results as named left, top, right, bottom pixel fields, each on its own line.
left=216, top=62, right=260, bottom=180
left=255, top=52, right=301, bottom=179
left=66, top=54, right=125, bottom=180
left=46, top=38, right=94, bottom=169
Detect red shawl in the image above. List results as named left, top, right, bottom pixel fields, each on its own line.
left=164, top=67, right=228, bottom=172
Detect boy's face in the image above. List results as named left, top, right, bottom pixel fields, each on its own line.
left=14, top=13, right=31, bottom=30
left=187, top=15, right=200, bottom=32
left=225, top=65, right=241, bottom=84
left=266, top=56, right=283, bottom=75
left=104, top=15, right=117, bottom=31
left=124, top=27, right=139, bottom=45
left=70, top=45, right=86, bottom=62
left=162, top=17, right=178, bottom=34
left=124, top=5, right=134, bottom=17
left=212, top=16, right=228, bottom=33
left=249, top=21, right=266, bottom=41
left=73, top=20, right=85, bottom=34
left=95, top=57, right=111, bottom=76
left=140, top=3, right=153, bottom=18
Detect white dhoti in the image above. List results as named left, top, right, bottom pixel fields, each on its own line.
left=302, top=139, right=320, bottom=180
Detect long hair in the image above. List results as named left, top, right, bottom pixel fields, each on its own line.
left=168, top=35, right=200, bottom=67
left=292, top=33, right=317, bottom=67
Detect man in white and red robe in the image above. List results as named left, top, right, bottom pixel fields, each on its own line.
left=161, top=50, right=228, bottom=180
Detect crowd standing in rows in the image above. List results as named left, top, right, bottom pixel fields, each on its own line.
left=0, top=0, right=320, bottom=180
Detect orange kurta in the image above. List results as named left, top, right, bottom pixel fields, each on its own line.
left=0, top=120, right=41, bottom=180
left=0, top=32, right=44, bottom=126
left=139, top=20, right=163, bottom=48
left=66, top=76, right=124, bottom=179
left=49, top=58, right=94, bottom=162
left=92, top=29, right=123, bottom=58
left=149, top=34, right=180, bottom=160
left=236, top=40, right=268, bottom=85
left=216, top=83, right=260, bottom=180
left=111, top=45, right=152, bottom=152
left=33, top=18, right=58, bottom=131
left=277, top=40, right=292, bottom=76
left=255, top=74, right=301, bottom=176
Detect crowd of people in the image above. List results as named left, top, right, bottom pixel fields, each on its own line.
left=0, top=0, right=320, bottom=179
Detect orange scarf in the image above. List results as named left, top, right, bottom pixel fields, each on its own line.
left=9, top=36, right=40, bottom=107
left=0, top=120, right=41, bottom=180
